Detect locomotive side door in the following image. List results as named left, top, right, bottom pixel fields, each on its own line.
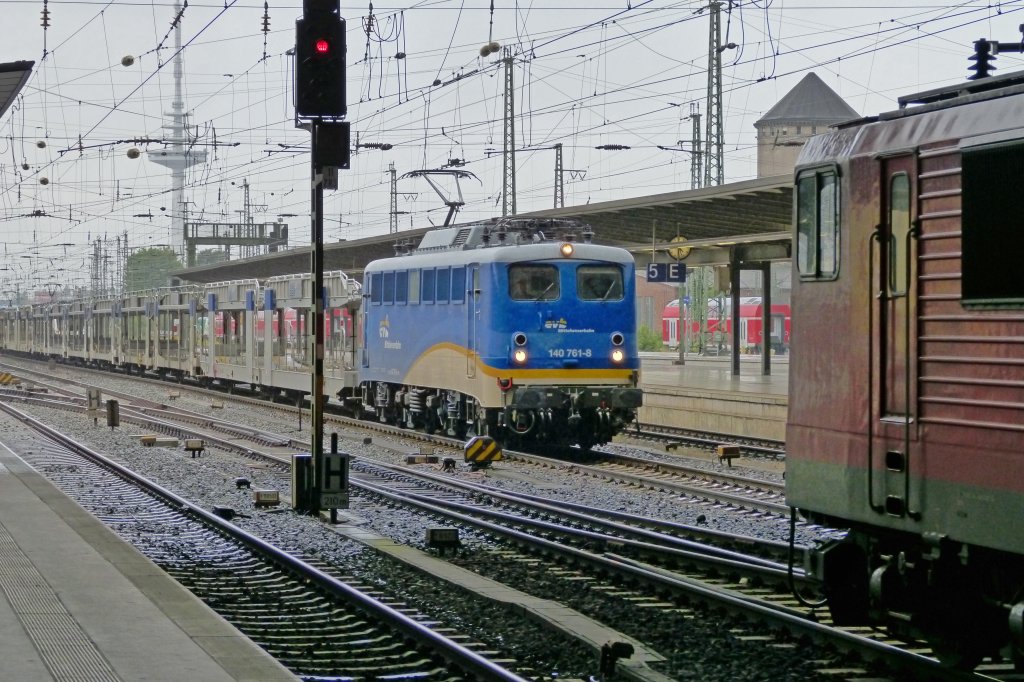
left=872, top=153, right=920, bottom=518
left=466, top=264, right=479, bottom=378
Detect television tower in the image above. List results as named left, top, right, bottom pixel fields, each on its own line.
left=149, top=1, right=206, bottom=258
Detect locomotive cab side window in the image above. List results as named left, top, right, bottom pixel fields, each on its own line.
left=888, top=174, right=911, bottom=297
left=369, top=273, right=383, bottom=305
left=451, top=267, right=466, bottom=303
left=408, top=270, right=420, bottom=304
left=422, top=269, right=436, bottom=304
left=796, top=168, right=839, bottom=280
left=395, top=271, right=408, bottom=304
left=509, top=265, right=559, bottom=300
left=578, top=265, right=623, bottom=300
left=961, top=138, right=1024, bottom=306
left=436, top=267, right=450, bottom=304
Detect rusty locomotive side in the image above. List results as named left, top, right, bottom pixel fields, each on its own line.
left=787, top=70, right=1024, bottom=668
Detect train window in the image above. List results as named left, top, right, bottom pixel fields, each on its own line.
left=888, top=174, right=911, bottom=296
left=369, top=273, right=382, bottom=305
left=436, top=268, right=450, bottom=303
left=962, top=140, right=1024, bottom=306
left=382, top=272, right=395, bottom=305
left=395, top=271, right=408, bottom=304
left=578, top=266, right=623, bottom=300
left=422, top=269, right=436, bottom=303
left=509, top=265, right=559, bottom=300
left=451, top=267, right=466, bottom=303
left=408, top=269, right=420, bottom=304
left=796, top=168, right=839, bottom=280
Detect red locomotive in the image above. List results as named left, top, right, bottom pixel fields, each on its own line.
left=787, top=61, right=1024, bottom=668
left=661, top=297, right=790, bottom=354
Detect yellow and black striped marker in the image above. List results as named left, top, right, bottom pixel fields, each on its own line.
left=463, top=435, right=502, bottom=467
left=0, top=373, right=16, bottom=385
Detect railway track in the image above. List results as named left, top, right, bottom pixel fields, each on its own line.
left=0, top=400, right=533, bottom=681
left=633, top=422, right=786, bottom=459
left=2, top=358, right=1015, bottom=679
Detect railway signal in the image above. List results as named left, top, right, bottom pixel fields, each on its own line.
left=294, top=0, right=346, bottom=118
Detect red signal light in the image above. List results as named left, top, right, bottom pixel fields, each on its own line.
left=315, top=38, right=330, bottom=54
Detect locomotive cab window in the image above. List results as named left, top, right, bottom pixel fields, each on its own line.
left=578, top=266, right=623, bottom=301
left=509, top=265, right=559, bottom=300
left=796, top=168, right=839, bottom=280
left=961, top=139, right=1024, bottom=306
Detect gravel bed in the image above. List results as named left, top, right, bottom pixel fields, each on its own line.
left=0, top=363, right=854, bottom=680
left=7, top=360, right=828, bottom=548
left=3, top=401, right=870, bottom=681
left=1, top=402, right=597, bottom=680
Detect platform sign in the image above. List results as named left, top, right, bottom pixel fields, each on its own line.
left=320, top=491, right=348, bottom=508
left=320, top=451, right=350, bottom=509
left=647, top=262, right=686, bottom=283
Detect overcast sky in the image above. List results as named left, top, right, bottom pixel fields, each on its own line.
left=2, top=0, right=1023, bottom=288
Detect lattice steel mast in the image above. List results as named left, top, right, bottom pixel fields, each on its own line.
left=501, top=46, right=516, bottom=216
left=690, top=103, right=703, bottom=190
left=704, top=1, right=725, bottom=186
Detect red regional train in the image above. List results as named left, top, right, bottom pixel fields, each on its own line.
left=786, top=58, right=1024, bottom=668
left=661, top=297, right=790, bottom=354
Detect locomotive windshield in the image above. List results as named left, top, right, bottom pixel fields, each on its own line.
left=578, top=265, right=623, bottom=301
left=509, top=265, right=559, bottom=300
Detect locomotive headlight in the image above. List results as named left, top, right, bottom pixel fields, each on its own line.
left=611, top=348, right=625, bottom=363
left=512, top=332, right=528, bottom=346
left=610, top=332, right=624, bottom=346
left=559, top=242, right=574, bottom=257
left=513, top=348, right=528, bottom=364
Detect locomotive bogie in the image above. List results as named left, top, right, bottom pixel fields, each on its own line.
left=788, top=69, right=1024, bottom=668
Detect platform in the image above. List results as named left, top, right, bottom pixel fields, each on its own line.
left=637, top=353, right=789, bottom=442
left=0, top=440, right=298, bottom=682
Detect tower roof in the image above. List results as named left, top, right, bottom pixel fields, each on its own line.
left=755, top=72, right=858, bottom=126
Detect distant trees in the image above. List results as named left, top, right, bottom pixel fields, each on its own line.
left=126, top=247, right=182, bottom=292
left=195, top=248, right=228, bottom=267
left=637, top=325, right=664, bottom=352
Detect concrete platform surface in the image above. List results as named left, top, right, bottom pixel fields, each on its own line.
left=0, top=440, right=298, bottom=682
left=638, top=354, right=789, bottom=442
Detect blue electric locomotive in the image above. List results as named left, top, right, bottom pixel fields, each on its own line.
left=359, top=218, right=642, bottom=451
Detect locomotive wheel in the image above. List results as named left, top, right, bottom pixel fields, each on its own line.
left=924, top=587, right=999, bottom=670
left=929, top=633, right=985, bottom=671
left=422, top=410, right=438, bottom=435
left=509, top=409, right=535, bottom=435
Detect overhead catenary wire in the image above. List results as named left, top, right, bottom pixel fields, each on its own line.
left=2, top=0, right=1022, bottom=274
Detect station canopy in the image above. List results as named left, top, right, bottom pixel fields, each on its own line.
left=175, top=173, right=793, bottom=284
left=0, top=61, right=34, bottom=122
